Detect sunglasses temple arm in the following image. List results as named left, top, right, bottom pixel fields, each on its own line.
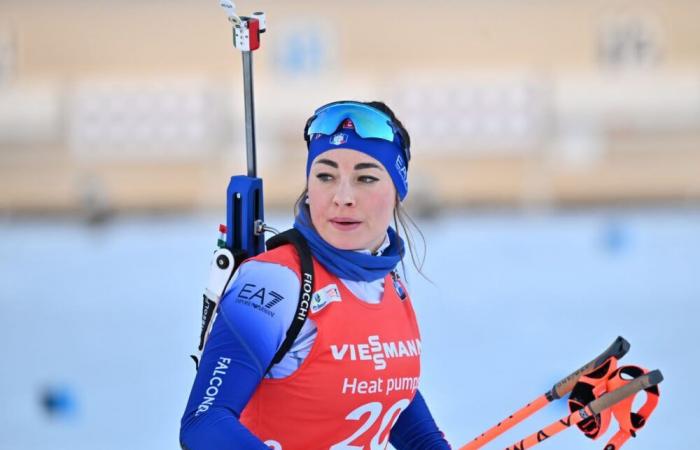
left=503, top=370, right=663, bottom=450
left=459, top=336, right=630, bottom=450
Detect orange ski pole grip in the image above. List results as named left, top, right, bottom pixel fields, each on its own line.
left=503, top=370, right=663, bottom=450
left=460, top=336, right=630, bottom=450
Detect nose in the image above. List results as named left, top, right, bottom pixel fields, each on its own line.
left=333, top=179, right=356, bottom=207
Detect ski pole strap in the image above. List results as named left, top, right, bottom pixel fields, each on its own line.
left=503, top=369, right=662, bottom=450
left=569, top=364, right=662, bottom=450
left=569, top=363, right=662, bottom=441
left=264, top=229, right=314, bottom=373
left=568, top=357, right=621, bottom=439
left=602, top=366, right=661, bottom=450
left=459, top=337, right=630, bottom=450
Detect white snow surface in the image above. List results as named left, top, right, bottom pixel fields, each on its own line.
left=0, top=208, right=697, bottom=450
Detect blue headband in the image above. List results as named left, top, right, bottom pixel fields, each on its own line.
left=306, top=123, right=409, bottom=201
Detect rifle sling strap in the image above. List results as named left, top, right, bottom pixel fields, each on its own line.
left=264, top=229, right=315, bottom=374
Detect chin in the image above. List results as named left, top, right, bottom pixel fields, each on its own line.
left=328, top=238, right=362, bottom=251
left=323, top=232, right=367, bottom=251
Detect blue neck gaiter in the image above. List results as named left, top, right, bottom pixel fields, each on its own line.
left=293, top=206, right=405, bottom=282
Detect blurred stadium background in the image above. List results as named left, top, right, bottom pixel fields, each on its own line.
left=2, top=0, right=700, bottom=214
left=1, top=1, right=699, bottom=449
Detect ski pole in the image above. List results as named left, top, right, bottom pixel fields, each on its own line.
left=460, top=336, right=630, bottom=450
left=503, top=369, right=663, bottom=450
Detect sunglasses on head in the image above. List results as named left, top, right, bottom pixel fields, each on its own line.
left=303, top=101, right=411, bottom=162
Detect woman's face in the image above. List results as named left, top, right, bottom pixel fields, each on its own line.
left=307, top=148, right=396, bottom=252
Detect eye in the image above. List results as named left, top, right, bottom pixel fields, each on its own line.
left=358, top=175, right=379, bottom=184
left=316, top=172, right=334, bottom=182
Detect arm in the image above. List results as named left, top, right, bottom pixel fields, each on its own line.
left=389, top=390, right=451, bottom=450
left=180, top=261, right=300, bottom=450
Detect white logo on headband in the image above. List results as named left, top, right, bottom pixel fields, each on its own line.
left=395, top=155, right=408, bottom=186
left=330, top=133, right=348, bottom=146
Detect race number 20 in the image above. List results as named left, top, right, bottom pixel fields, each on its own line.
left=330, top=399, right=410, bottom=450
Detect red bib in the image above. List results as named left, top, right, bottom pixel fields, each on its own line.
left=240, top=245, right=422, bottom=450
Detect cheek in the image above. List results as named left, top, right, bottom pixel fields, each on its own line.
left=309, top=200, right=323, bottom=225
left=306, top=183, right=328, bottom=224
left=307, top=176, right=329, bottom=202
left=368, top=187, right=396, bottom=225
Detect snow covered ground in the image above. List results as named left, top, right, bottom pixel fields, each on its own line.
left=1, top=208, right=698, bottom=449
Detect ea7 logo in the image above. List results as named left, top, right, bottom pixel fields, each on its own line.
left=236, top=283, right=285, bottom=316
left=395, top=155, right=408, bottom=186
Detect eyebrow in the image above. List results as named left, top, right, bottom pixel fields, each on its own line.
left=354, top=162, right=384, bottom=171
left=314, top=159, right=384, bottom=171
left=314, top=158, right=338, bottom=168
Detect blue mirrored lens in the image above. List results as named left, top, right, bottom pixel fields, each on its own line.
left=307, top=103, right=395, bottom=141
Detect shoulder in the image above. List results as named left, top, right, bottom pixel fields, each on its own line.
left=249, top=244, right=301, bottom=278
left=218, top=257, right=302, bottom=346
left=220, top=244, right=303, bottom=301
left=230, top=257, right=300, bottom=295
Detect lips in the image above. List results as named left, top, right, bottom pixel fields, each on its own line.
left=330, top=217, right=362, bottom=231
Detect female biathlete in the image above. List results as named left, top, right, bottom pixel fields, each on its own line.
left=180, top=100, right=451, bottom=450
